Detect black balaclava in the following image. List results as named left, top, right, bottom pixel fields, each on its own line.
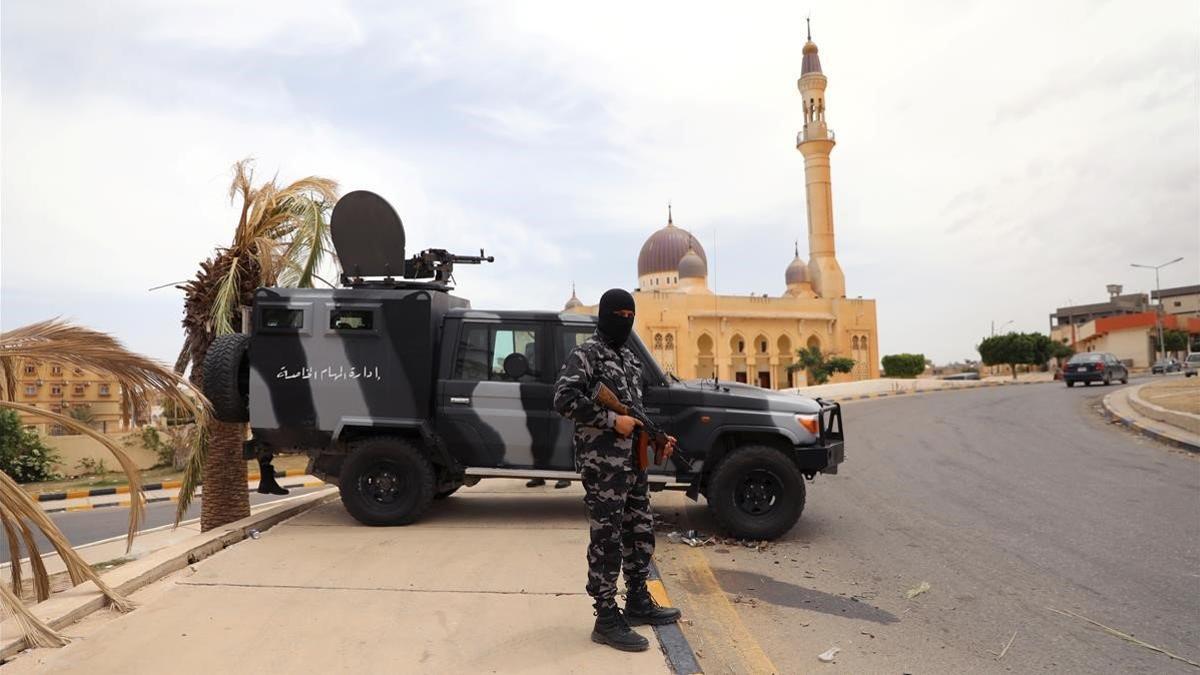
left=597, top=288, right=636, bottom=348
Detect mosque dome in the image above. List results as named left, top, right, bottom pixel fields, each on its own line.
left=563, top=285, right=583, bottom=311
left=678, top=246, right=707, bottom=279
left=785, top=243, right=808, bottom=285
left=637, top=208, right=708, bottom=277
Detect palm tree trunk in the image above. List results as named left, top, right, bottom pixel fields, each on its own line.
left=200, top=420, right=250, bottom=531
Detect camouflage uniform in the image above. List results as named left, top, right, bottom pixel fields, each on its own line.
left=553, top=334, right=654, bottom=610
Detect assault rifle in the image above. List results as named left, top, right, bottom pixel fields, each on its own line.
left=593, top=381, right=683, bottom=471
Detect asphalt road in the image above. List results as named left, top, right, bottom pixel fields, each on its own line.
left=1, top=486, right=324, bottom=564
left=660, top=381, right=1200, bottom=673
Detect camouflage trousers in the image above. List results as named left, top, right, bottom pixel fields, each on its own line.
left=581, top=465, right=654, bottom=610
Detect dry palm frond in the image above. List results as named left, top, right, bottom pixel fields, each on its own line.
left=0, top=578, right=67, bottom=649
left=173, top=422, right=208, bottom=525
left=1, top=401, right=146, bottom=549
left=0, top=320, right=211, bottom=549
left=0, top=503, right=52, bottom=602
left=0, top=470, right=125, bottom=602
left=0, top=355, right=17, bottom=402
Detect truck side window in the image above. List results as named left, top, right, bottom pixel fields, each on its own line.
left=330, top=309, right=374, bottom=330
left=491, top=328, right=539, bottom=381
left=560, top=328, right=592, bottom=361
left=454, top=325, right=490, bottom=381
left=261, top=308, right=304, bottom=330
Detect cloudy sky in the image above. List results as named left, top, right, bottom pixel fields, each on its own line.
left=2, top=0, right=1197, bottom=365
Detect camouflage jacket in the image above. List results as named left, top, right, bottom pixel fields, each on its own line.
left=553, top=334, right=643, bottom=473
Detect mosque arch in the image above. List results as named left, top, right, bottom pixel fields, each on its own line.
left=730, top=334, right=746, bottom=354
left=754, top=334, right=770, bottom=355
left=806, top=335, right=821, bottom=352
left=697, top=333, right=714, bottom=355
left=777, top=334, right=792, bottom=354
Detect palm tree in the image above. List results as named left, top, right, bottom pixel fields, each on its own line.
left=174, top=159, right=338, bottom=531
left=0, top=320, right=208, bottom=648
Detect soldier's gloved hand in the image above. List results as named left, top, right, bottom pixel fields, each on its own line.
left=614, top=415, right=642, bottom=438
left=664, top=435, right=678, bottom=458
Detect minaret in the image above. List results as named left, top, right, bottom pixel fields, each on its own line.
left=796, top=20, right=845, bottom=299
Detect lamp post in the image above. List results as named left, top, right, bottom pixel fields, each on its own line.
left=1131, top=257, right=1183, bottom=359
left=990, top=319, right=1013, bottom=337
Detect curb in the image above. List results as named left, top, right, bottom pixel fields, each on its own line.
left=40, top=479, right=327, bottom=514
left=647, top=560, right=703, bottom=674
left=836, top=379, right=1051, bottom=403
left=33, top=469, right=309, bottom=503
left=0, top=487, right=338, bottom=660
left=1101, top=391, right=1200, bottom=453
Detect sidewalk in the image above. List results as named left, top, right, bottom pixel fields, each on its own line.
left=781, top=372, right=1053, bottom=401
left=1102, top=381, right=1200, bottom=451
left=4, top=480, right=674, bottom=674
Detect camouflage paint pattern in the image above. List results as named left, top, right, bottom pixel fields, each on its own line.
left=553, top=334, right=654, bottom=609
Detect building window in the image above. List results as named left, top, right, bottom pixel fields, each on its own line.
left=23, top=385, right=36, bottom=396
left=51, top=365, right=63, bottom=375
left=99, top=384, right=111, bottom=396
left=1174, top=301, right=1182, bottom=307
left=74, top=385, right=85, bottom=396
left=23, top=364, right=36, bottom=375
left=50, top=385, right=62, bottom=397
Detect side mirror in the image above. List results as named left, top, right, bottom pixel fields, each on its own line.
left=502, top=353, right=529, bottom=381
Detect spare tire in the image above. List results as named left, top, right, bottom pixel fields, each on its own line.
left=203, top=333, right=251, bottom=423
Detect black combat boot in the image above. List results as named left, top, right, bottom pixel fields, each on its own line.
left=525, top=478, right=546, bottom=487
left=591, top=605, right=649, bottom=652
left=625, top=584, right=681, bottom=625
left=257, top=457, right=289, bottom=495
left=553, top=479, right=571, bottom=489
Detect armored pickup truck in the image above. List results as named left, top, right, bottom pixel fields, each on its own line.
left=203, top=191, right=845, bottom=540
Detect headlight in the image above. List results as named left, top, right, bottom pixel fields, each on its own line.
left=795, top=413, right=819, bottom=435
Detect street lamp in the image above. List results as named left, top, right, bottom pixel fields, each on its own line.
left=1131, top=257, right=1184, bottom=358
left=990, top=319, right=1013, bottom=336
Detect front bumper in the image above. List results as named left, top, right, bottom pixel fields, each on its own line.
left=794, top=399, right=844, bottom=474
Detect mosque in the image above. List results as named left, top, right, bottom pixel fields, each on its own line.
left=565, top=28, right=880, bottom=388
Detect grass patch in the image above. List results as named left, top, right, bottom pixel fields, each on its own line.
left=22, top=453, right=312, bottom=495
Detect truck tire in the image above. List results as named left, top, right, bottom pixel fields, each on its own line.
left=203, top=333, right=250, bottom=423
left=706, top=445, right=806, bottom=540
left=339, top=436, right=435, bottom=526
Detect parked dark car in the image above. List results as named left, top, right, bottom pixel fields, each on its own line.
left=1151, top=358, right=1181, bottom=374
left=1063, top=352, right=1129, bottom=387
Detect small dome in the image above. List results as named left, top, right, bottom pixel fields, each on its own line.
left=563, top=284, right=583, bottom=310
left=637, top=208, right=708, bottom=277
left=678, top=247, right=706, bottom=279
left=785, top=243, right=808, bottom=285
left=801, top=40, right=822, bottom=75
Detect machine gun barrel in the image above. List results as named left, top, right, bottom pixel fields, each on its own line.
left=404, top=248, right=495, bottom=283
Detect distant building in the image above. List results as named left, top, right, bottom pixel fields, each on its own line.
left=565, top=27, right=880, bottom=388
left=15, top=360, right=125, bottom=435
left=1069, top=312, right=1200, bottom=368
left=1152, top=284, right=1200, bottom=319
left=1049, top=284, right=1149, bottom=343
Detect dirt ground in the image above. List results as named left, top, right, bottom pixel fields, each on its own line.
left=1140, top=377, right=1200, bottom=415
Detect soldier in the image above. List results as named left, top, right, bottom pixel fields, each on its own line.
left=553, top=288, right=682, bottom=652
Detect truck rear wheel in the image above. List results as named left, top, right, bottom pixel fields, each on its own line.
left=203, top=333, right=251, bottom=423
left=707, top=445, right=805, bottom=540
left=339, top=437, right=435, bottom=526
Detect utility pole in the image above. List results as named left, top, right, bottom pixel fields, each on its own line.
left=1131, top=257, right=1183, bottom=358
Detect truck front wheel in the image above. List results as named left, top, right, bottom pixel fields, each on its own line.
left=339, top=437, right=435, bottom=526
left=707, top=445, right=806, bottom=540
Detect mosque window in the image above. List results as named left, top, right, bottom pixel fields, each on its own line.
left=654, top=334, right=663, bottom=349
left=852, top=336, right=860, bottom=350
left=738, top=340, right=745, bottom=353
left=665, top=334, right=674, bottom=349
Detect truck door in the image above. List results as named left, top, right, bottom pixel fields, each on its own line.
left=437, top=320, right=551, bottom=468
left=546, top=324, right=598, bottom=469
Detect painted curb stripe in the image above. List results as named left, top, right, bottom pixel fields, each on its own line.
left=33, top=469, right=308, bottom=502
left=42, top=483, right=321, bottom=514
left=648, top=561, right=704, bottom=675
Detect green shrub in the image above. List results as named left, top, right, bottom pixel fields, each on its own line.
left=0, top=409, right=62, bottom=482
left=881, top=353, right=926, bottom=378
left=75, top=456, right=110, bottom=476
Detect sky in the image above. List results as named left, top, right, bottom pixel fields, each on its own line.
left=2, top=0, right=1198, bottom=366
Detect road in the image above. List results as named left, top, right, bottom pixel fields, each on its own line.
left=1, top=486, right=325, bottom=564
left=658, top=382, right=1200, bottom=673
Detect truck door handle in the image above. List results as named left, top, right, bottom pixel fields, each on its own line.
left=450, top=397, right=471, bottom=405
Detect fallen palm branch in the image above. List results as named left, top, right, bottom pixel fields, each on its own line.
left=1047, top=607, right=1200, bottom=669
left=0, top=319, right=211, bottom=648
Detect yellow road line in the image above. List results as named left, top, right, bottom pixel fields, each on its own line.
left=673, top=544, right=779, bottom=674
